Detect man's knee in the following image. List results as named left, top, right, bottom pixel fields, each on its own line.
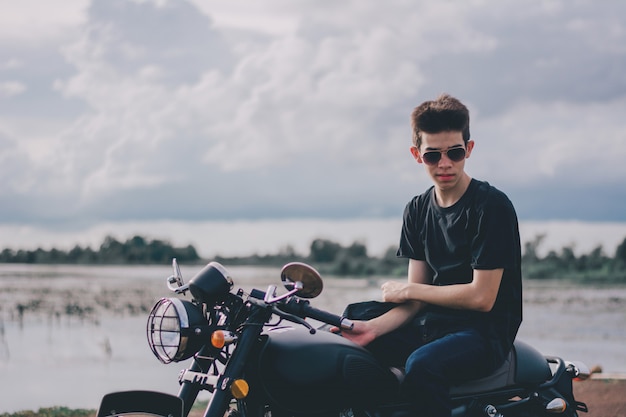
left=404, top=347, right=445, bottom=384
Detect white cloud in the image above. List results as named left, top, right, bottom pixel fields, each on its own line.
left=42, top=1, right=430, bottom=193
left=0, top=0, right=89, bottom=44
left=0, top=58, right=23, bottom=69
left=1, top=0, right=626, bottom=226
left=189, top=0, right=301, bottom=35
left=471, top=98, right=626, bottom=185
left=0, top=81, right=26, bottom=97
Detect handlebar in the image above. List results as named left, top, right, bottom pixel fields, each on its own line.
left=281, top=298, right=354, bottom=331
left=248, top=289, right=353, bottom=331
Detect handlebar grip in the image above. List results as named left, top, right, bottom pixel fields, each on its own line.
left=282, top=299, right=354, bottom=330
left=306, top=305, right=354, bottom=330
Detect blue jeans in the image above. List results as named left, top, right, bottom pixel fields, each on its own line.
left=366, top=326, right=505, bottom=417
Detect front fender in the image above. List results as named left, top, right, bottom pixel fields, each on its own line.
left=97, top=390, right=183, bottom=417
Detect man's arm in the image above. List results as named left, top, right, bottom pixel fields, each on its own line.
left=382, top=260, right=503, bottom=312
left=367, top=259, right=430, bottom=334
left=339, top=259, right=431, bottom=346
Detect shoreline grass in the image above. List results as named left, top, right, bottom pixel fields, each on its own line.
left=0, top=407, right=94, bottom=417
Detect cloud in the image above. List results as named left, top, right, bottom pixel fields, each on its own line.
left=0, top=0, right=89, bottom=44
left=471, top=97, right=626, bottom=185
left=0, top=0, right=625, bottom=229
left=0, top=81, right=26, bottom=97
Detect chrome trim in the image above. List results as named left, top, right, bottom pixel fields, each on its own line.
left=169, top=297, right=189, bottom=329
left=208, top=261, right=233, bottom=286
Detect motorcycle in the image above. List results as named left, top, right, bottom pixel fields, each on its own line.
left=97, top=259, right=590, bottom=417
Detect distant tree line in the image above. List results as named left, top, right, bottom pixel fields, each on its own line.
left=1, top=234, right=626, bottom=282
left=521, top=234, right=626, bottom=282
left=0, top=235, right=200, bottom=264
left=217, top=235, right=626, bottom=282
left=214, top=238, right=407, bottom=277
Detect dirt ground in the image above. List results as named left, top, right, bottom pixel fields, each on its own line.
left=573, top=378, right=626, bottom=417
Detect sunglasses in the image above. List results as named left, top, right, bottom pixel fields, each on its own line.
left=421, top=147, right=466, bottom=165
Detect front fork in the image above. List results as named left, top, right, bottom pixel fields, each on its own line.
left=178, top=307, right=272, bottom=417
left=177, top=345, right=213, bottom=417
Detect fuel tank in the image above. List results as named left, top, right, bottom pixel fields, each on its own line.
left=248, top=327, right=400, bottom=414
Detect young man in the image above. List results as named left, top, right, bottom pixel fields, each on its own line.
left=341, top=94, right=522, bottom=417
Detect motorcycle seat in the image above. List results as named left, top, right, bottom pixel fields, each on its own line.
left=450, top=339, right=552, bottom=395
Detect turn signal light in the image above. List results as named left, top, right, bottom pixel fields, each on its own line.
left=231, top=379, right=249, bottom=399
left=211, top=331, right=237, bottom=348
left=211, top=331, right=225, bottom=348
left=545, top=398, right=567, bottom=413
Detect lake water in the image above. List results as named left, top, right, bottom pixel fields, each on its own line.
left=1, top=264, right=625, bottom=412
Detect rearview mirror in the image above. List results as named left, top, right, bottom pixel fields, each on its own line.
left=280, top=262, right=323, bottom=299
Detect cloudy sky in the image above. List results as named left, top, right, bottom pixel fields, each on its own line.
left=1, top=0, right=626, bottom=254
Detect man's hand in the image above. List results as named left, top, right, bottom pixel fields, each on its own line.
left=381, top=280, right=411, bottom=303
left=331, top=320, right=377, bottom=347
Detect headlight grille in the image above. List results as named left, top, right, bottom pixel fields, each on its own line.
left=147, top=298, right=187, bottom=363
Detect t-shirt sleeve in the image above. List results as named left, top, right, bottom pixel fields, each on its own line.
left=396, top=198, right=426, bottom=260
left=471, top=190, right=520, bottom=270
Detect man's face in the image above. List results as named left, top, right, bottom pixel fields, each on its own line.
left=410, top=131, right=474, bottom=192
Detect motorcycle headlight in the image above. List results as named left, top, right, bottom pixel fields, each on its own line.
left=189, top=261, right=233, bottom=304
left=146, top=298, right=207, bottom=364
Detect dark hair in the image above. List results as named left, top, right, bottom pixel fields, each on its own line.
left=410, top=94, right=470, bottom=148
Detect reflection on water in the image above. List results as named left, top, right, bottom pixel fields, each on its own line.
left=1, top=264, right=625, bottom=412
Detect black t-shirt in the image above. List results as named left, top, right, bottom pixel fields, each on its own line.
left=397, top=179, right=522, bottom=353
